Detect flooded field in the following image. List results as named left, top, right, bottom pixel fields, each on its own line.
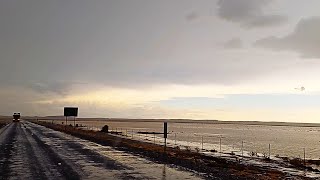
left=49, top=120, right=320, bottom=160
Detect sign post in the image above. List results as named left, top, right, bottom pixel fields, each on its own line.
left=164, top=122, right=168, bottom=152
left=64, top=107, right=78, bottom=127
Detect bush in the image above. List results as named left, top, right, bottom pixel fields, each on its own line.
left=195, top=147, right=200, bottom=153
left=250, top=151, right=257, bottom=157
left=289, top=158, right=304, bottom=167
left=174, top=146, right=180, bottom=151
left=184, top=146, right=191, bottom=152
left=210, top=149, right=217, bottom=153
left=101, top=125, right=109, bottom=133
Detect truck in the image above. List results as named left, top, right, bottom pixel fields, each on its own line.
left=13, top=112, right=21, bottom=122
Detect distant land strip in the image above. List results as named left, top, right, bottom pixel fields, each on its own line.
left=21, top=116, right=320, bottom=128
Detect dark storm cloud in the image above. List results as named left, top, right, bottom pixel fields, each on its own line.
left=255, top=17, right=320, bottom=58
left=0, top=0, right=279, bottom=90
left=217, top=0, right=288, bottom=28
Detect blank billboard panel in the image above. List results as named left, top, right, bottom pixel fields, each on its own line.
left=64, top=107, right=78, bottom=117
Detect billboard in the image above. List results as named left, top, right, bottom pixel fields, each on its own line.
left=64, top=107, right=78, bottom=117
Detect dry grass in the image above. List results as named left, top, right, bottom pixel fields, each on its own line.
left=0, top=118, right=10, bottom=128
left=276, top=156, right=320, bottom=172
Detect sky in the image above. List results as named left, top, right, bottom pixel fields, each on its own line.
left=1, top=0, right=320, bottom=122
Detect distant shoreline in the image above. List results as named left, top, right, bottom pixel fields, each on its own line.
left=22, top=116, right=320, bottom=128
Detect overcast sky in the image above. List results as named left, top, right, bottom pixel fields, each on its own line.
left=1, top=0, right=320, bottom=122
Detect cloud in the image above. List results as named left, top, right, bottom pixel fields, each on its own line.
left=255, top=17, right=320, bottom=58
left=27, top=81, right=88, bottom=95
left=216, top=0, right=288, bottom=28
left=248, top=15, right=288, bottom=27
left=185, top=12, right=199, bottom=21
left=28, top=82, right=70, bottom=95
left=0, top=0, right=293, bottom=91
left=223, top=38, right=243, bottom=49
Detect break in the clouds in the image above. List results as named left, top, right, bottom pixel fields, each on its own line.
left=255, top=17, right=320, bottom=58
left=160, top=94, right=320, bottom=109
left=217, top=0, right=288, bottom=28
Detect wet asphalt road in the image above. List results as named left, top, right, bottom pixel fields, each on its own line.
left=0, top=121, right=202, bottom=180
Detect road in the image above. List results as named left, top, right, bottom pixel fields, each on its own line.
left=0, top=121, right=203, bottom=180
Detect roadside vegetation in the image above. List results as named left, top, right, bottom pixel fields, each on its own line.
left=0, top=118, right=10, bottom=129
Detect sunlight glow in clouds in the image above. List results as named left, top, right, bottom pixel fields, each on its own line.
left=28, top=81, right=320, bottom=122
